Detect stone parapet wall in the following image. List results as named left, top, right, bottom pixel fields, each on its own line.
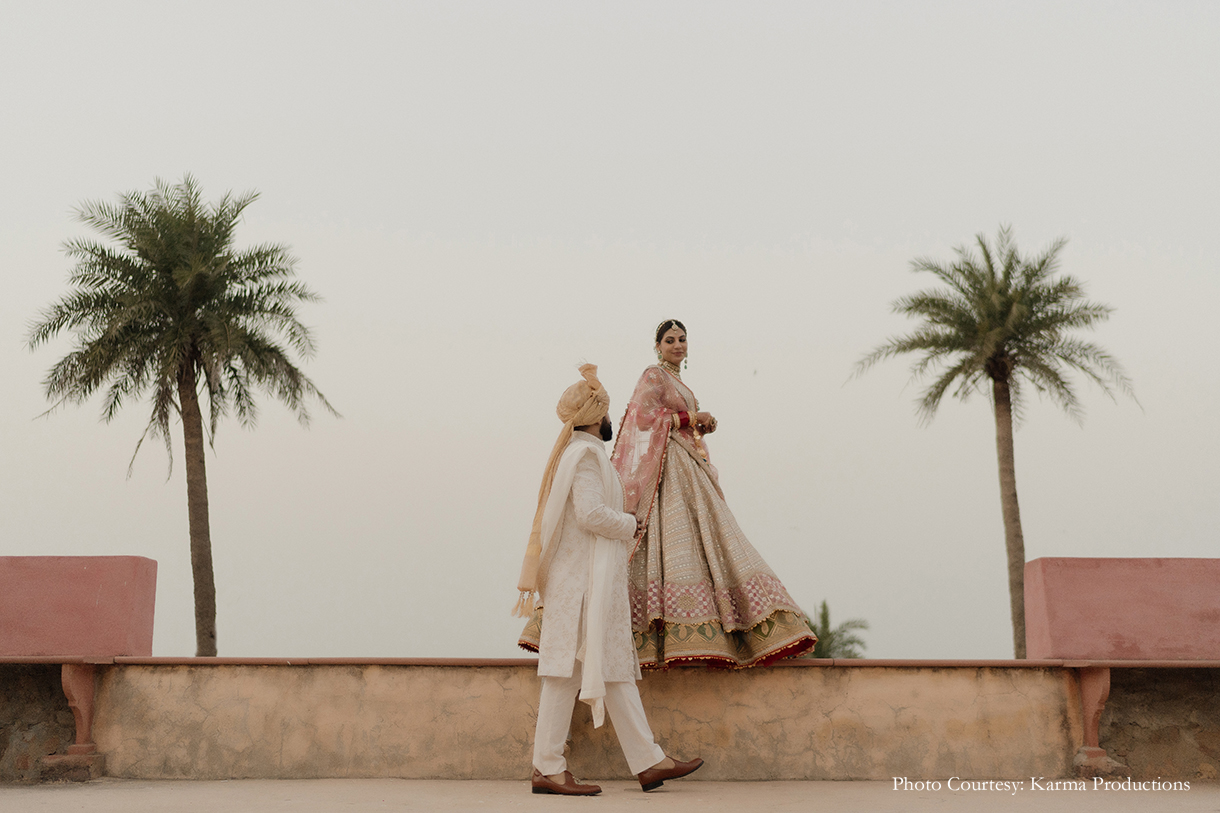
left=572, top=664, right=1082, bottom=781
left=92, top=661, right=1082, bottom=781
left=95, top=662, right=537, bottom=780
left=8, top=660, right=1215, bottom=783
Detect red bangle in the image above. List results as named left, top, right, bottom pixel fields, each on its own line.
left=678, top=411, right=690, bottom=429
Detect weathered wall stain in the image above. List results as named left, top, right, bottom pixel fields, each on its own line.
left=7, top=662, right=1214, bottom=782
left=94, top=664, right=1082, bottom=780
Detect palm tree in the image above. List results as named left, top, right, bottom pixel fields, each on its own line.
left=807, top=601, right=869, bottom=659
left=28, top=176, right=336, bottom=657
left=856, top=226, right=1133, bottom=658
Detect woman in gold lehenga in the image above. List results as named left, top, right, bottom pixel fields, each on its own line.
left=609, top=320, right=816, bottom=668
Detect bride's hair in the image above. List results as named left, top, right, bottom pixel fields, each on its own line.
left=654, top=319, right=686, bottom=343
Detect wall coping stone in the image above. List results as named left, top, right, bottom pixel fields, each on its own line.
left=5, top=655, right=1219, bottom=668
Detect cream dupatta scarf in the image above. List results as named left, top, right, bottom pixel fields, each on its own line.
left=515, top=364, right=609, bottom=616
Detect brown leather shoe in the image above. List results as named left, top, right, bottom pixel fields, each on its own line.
left=531, top=768, right=602, bottom=795
left=637, top=756, right=704, bottom=791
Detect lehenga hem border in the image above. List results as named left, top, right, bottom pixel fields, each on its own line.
left=638, top=633, right=817, bottom=671
left=521, top=636, right=815, bottom=669
left=634, top=604, right=810, bottom=635
left=633, top=608, right=818, bottom=670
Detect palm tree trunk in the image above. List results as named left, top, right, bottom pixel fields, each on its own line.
left=178, top=361, right=217, bottom=657
left=992, top=377, right=1027, bottom=658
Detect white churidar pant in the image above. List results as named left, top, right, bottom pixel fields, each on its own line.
left=533, top=662, right=665, bottom=776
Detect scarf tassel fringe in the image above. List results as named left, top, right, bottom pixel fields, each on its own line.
left=512, top=591, right=536, bottom=619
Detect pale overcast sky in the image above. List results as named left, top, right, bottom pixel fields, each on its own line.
left=1, top=1, right=1216, bottom=659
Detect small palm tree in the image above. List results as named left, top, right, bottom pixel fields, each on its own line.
left=806, top=601, right=869, bottom=659
left=857, top=226, right=1134, bottom=658
left=28, top=176, right=336, bottom=657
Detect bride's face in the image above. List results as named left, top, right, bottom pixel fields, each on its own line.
left=656, top=328, right=687, bottom=366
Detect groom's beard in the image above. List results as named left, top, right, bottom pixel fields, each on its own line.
left=600, top=418, right=613, bottom=442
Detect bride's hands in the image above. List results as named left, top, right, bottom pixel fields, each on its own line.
left=695, top=411, right=717, bottom=433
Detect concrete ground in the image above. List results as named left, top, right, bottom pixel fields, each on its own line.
left=2, top=779, right=1217, bottom=812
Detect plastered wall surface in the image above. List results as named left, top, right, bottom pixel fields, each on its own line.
left=93, top=663, right=1081, bottom=780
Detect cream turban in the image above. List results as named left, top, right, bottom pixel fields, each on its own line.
left=556, top=366, right=610, bottom=427
left=514, top=364, right=610, bottom=616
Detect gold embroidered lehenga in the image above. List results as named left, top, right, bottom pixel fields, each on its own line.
left=609, top=365, right=816, bottom=668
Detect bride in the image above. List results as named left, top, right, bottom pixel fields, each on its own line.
left=610, top=319, right=816, bottom=668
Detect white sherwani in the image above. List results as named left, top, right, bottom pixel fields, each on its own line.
left=536, top=432, right=640, bottom=684
left=532, top=430, right=664, bottom=775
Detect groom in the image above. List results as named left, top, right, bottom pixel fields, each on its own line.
left=514, top=364, right=702, bottom=795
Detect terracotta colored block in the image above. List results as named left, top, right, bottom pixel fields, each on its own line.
left=39, top=752, right=106, bottom=781
left=1025, top=557, right=1220, bottom=660
left=0, top=556, right=157, bottom=657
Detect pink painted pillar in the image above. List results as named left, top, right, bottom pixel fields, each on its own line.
left=61, top=664, right=99, bottom=754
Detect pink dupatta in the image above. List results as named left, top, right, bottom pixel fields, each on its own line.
left=611, top=366, right=717, bottom=553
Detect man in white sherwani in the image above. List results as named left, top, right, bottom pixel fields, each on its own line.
left=514, top=365, right=702, bottom=796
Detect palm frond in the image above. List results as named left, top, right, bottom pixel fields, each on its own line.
left=806, top=600, right=870, bottom=659
left=856, top=226, right=1134, bottom=424
left=29, top=175, right=337, bottom=469
left=920, top=357, right=983, bottom=422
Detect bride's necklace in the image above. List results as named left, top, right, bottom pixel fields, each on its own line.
left=659, top=359, right=681, bottom=378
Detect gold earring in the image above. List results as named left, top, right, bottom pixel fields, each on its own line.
left=656, top=349, right=662, bottom=361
